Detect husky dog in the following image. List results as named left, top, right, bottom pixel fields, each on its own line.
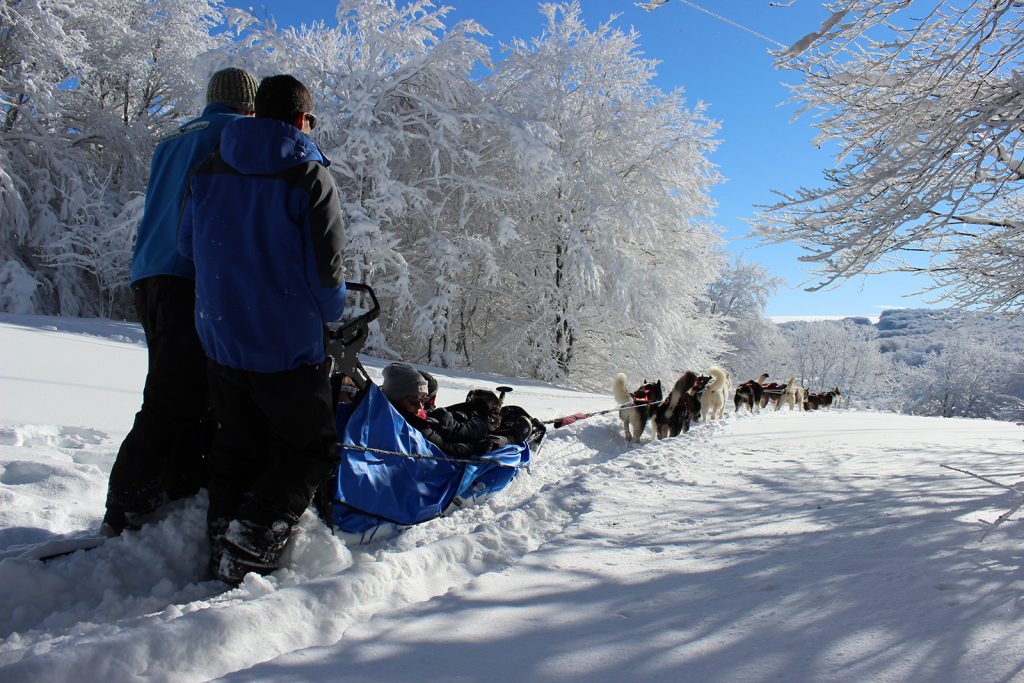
left=652, top=371, right=701, bottom=438
left=772, top=376, right=798, bottom=411
left=699, top=366, right=730, bottom=422
left=613, top=373, right=663, bottom=443
left=795, top=385, right=809, bottom=410
left=759, top=377, right=790, bottom=410
left=734, top=372, right=769, bottom=414
left=819, top=387, right=841, bottom=408
left=804, top=392, right=820, bottom=410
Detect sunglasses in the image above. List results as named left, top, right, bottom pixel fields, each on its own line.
left=404, top=394, right=429, bottom=407
left=298, top=111, right=317, bottom=130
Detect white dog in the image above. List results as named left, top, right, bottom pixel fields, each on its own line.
left=613, top=373, right=662, bottom=443
left=777, top=376, right=798, bottom=411
left=699, top=366, right=730, bottom=422
left=795, top=385, right=809, bottom=410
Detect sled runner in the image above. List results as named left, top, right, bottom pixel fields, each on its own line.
left=0, top=535, right=108, bottom=562
left=323, top=284, right=545, bottom=544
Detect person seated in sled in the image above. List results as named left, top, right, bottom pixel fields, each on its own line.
left=430, top=385, right=536, bottom=454
left=381, top=364, right=529, bottom=457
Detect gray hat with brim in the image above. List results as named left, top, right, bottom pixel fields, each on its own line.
left=382, top=363, right=428, bottom=402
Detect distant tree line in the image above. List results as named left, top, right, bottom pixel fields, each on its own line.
left=735, top=307, right=1024, bottom=422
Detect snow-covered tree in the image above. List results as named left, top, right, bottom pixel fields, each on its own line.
left=233, top=1, right=725, bottom=384
left=1, top=0, right=226, bottom=316
left=229, top=0, right=559, bottom=368
left=899, top=327, right=1024, bottom=420
left=755, top=1, right=1024, bottom=314
left=777, top=318, right=893, bottom=408
left=480, top=1, right=724, bottom=386
left=702, top=256, right=785, bottom=380
left=3, top=0, right=727, bottom=388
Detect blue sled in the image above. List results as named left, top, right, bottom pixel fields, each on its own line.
left=329, top=383, right=534, bottom=544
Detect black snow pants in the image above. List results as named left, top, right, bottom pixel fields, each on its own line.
left=106, top=275, right=212, bottom=516
left=205, top=359, right=339, bottom=536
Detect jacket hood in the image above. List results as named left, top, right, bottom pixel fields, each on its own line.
left=220, top=117, right=328, bottom=175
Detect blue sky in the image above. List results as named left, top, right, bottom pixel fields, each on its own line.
left=226, top=0, right=943, bottom=317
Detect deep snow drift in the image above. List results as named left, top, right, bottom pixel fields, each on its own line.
left=1, top=314, right=1022, bottom=682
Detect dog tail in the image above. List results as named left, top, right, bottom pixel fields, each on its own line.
left=707, top=365, right=727, bottom=387
left=613, top=373, right=631, bottom=405
left=667, top=385, right=682, bottom=412
left=670, top=372, right=695, bottom=410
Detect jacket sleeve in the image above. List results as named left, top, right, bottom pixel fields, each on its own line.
left=428, top=408, right=489, bottom=444
left=421, top=430, right=487, bottom=459
left=411, top=411, right=488, bottom=459
left=304, top=164, right=346, bottom=322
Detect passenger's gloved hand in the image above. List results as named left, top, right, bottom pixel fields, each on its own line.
left=487, top=434, right=510, bottom=450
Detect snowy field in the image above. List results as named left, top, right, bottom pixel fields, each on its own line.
left=1, top=315, right=1023, bottom=682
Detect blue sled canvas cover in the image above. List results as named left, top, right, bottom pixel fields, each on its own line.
left=330, top=383, right=532, bottom=543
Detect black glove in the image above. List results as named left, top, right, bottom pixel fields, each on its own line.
left=487, top=434, right=510, bottom=450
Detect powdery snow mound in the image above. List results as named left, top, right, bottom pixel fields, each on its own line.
left=1, top=317, right=1023, bottom=682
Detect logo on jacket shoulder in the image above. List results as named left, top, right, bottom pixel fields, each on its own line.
left=156, top=120, right=210, bottom=145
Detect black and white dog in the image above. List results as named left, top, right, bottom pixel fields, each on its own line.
left=734, top=372, right=769, bottom=414
left=652, top=370, right=702, bottom=438
left=613, top=373, right=663, bottom=443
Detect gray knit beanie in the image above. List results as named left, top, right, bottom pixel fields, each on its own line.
left=382, top=363, right=428, bottom=402
left=206, top=68, right=258, bottom=112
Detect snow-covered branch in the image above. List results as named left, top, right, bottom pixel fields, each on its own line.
left=754, top=0, right=1024, bottom=314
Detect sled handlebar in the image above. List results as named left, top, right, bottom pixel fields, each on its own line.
left=327, top=282, right=381, bottom=391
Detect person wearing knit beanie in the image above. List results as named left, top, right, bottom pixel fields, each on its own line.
left=206, top=67, right=259, bottom=114
left=382, top=363, right=429, bottom=404
left=104, top=67, right=259, bottom=537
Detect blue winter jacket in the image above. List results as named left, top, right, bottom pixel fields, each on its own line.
left=130, top=103, right=249, bottom=284
left=177, top=117, right=346, bottom=372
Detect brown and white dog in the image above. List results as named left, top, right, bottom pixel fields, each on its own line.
left=652, top=370, right=702, bottom=438
left=734, top=373, right=769, bottom=414
left=795, top=385, right=809, bottom=410
left=699, top=366, right=730, bottom=422
left=613, top=373, right=664, bottom=443
left=818, top=387, right=841, bottom=408
left=804, top=387, right=841, bottom=410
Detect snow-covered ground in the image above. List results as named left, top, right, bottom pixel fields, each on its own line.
left=1, top=314, right=1022, bottom=682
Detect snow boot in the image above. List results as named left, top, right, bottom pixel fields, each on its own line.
left=216, top=518, right=292, bottom=585
left=100, top=497, right=170, bottom=536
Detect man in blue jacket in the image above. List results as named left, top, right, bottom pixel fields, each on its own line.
left=178, top=74, right=346, bottom=585
left=104, top=68, right=259, bottom=536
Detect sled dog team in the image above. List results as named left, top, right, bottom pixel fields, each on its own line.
left=613, top=368, right=841, bottom=443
